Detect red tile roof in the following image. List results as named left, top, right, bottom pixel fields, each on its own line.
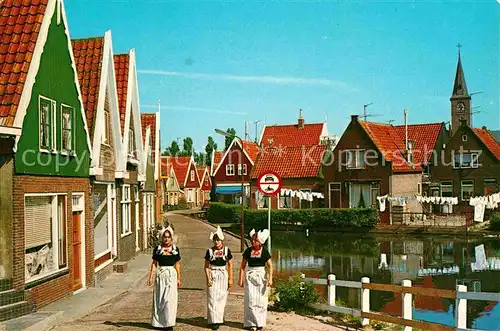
left=169, top=156, right=192, bottom=187
left=251, top=145, right=326, bottom=179
left=394, top=123, right=444, bottom=164
left=72, top=37, right=104, bottom=139
left=211, top=151, right=224, bottom=175
left=241, top=140, right=260, bottom=163
left=141, top=113, right=156, bottom=161
left=473, top=128, right=500, bottom=160
left=114, top=54, right=129, bottom=132
left=260, top=123, right=324, bottom=147
left=360, top=121, right=422, bottom=172
left=0, top=0, right=48, bottom=127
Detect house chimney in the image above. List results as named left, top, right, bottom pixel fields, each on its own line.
left=298, top=109, right=304, bottom=129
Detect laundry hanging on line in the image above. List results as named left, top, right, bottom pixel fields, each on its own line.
left=469, top=192, right=500, bottom=223
left=279, top=188, right=324, bottom=201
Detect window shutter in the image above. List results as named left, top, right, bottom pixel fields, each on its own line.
left=25, top=196, right=52, bottom=249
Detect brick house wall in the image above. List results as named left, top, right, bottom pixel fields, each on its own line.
left=432, top=124, right=500, bottom=214
left=92, top=98, right=117, bottom=284
left=322, top=119, right=392, bottom=223
left=12, top=176, right=93, bottom=309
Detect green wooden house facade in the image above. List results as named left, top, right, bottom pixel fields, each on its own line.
left=0, top=0, right=93, bottom=320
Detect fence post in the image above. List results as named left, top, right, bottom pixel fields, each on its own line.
left=328, top=274, right=336, bottom=306
left=456, top=285, right=467, bottom=329
left=361, top=277, right=370, bottom=326
left=402, top=279, right=412, bottom=331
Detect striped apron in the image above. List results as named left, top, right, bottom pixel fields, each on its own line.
left=207, top=265, right=229, bottom=324
left=244, top=266, right=268, bottom=328
left=152, top=266, right=178, bottom=328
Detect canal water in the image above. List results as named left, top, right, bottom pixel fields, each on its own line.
left=270, top=231, right=500, bottom=330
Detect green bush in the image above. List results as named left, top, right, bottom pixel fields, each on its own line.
left=490, top=213, right=500, bottom=231
left=273, top=273, right=321, bottom=313
left=207, top=202, right=378, bottom=228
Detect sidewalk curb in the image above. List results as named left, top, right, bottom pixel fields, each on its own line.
left=24, top=311, right=64, bottom=331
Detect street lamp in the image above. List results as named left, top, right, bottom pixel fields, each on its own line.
left=215, top=128, right=246, bottom=252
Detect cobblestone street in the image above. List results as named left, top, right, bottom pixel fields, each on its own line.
left=46, top=213, right=340, bottom=331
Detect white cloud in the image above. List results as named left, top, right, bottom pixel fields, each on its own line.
left=138, top=69, right=354, bottom=89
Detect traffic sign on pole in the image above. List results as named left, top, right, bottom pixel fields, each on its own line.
left=257, top=171, right=282, bottom=254
left=257, top=171, right=282, bottom=196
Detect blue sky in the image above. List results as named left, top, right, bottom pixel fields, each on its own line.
left=65, top=0, right=500, bottom=153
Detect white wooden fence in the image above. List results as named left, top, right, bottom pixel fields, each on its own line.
left=296, top=274, right=500, bottom=331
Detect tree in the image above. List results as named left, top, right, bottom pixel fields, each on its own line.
left=205, top=136, right=218, bottom=165
left=224, top=128, right=236, bottom=151
left=182, top=137, right=194, bottom=156
left=165, top=140, right=180, bottom=156
left=194, top=152, right=208, bottom=165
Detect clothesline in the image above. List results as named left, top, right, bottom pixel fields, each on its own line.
left=254, top=188, right=325, bottom=202
left=469, top=192, right=500, bottom=223
left=376, top=194, right=459, bottom=212
left=280, top=188, right=325, bottom=200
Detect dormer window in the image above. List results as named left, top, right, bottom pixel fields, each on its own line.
left=128, top=128, right=135, bottom=158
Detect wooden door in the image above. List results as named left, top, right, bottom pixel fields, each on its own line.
left=72, top=212, right=82, bottom=291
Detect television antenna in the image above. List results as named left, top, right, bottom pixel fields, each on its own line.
left=253, top=119, right=263, bottom=143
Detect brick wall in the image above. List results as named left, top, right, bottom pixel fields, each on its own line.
left=12, top=175, right=93, bottom=309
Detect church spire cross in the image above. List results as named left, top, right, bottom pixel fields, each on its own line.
left=457, top=43, right=462, bottom=57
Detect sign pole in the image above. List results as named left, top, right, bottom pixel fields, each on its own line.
left=257, top=170, right=282, bottom=256
left=268, top=196, right=271, bottom=253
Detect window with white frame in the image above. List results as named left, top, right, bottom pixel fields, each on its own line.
left=93, top=184, right=110, bottom=258
left=190, top=170, right=195, bottom=182
left=128, top=128, right=135, bottom=158
left=345, top=149, right=366, bottom=169
left=226, top=164, right=235, bottom=176
left=299, top=188, right=313, bottom=209
left=39, top=96, right=56, bottom=151
left=461, top=180, right=474, bottom=201
left=453, top=153, right=479, bottom=169
left=441, top=181, right=453, bottom=197
left=279, top=192, right=292, bottom=209
left=24, top=195, right=67, bottom=282
left=61, top=105, right=74, bottom=153
left=238, top=164, right=248, bottom=176
left=121, top=185, right=131, bottom=234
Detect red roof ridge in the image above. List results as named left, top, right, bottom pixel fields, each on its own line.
left=72, top=36, right=104, bottom=42
left=472, top=127, right=500, bottom=160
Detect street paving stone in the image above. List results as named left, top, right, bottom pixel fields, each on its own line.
left=48, top=213, right=340, bottom=331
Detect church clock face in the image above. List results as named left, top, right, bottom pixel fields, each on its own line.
left=456, top=102, right=466, bottom=113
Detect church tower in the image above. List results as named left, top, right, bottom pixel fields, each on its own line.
left=450, top=46, right=471, bottom=135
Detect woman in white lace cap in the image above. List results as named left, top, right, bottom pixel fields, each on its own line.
left=148, top=225, right=181, bottom=331
left=204, top=226, right=233, bottom=330
left=238, top=229, right=273, bottom=331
